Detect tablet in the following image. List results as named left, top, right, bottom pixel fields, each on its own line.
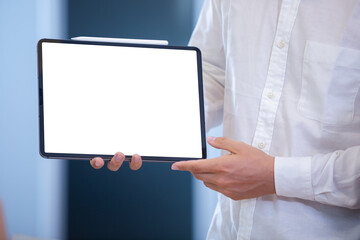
left=37, top=39, right=206, bottom=162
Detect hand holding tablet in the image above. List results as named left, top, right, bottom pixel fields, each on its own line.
left=90, top=152, right=142, bottom=171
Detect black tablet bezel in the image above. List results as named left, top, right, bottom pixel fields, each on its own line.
left=37, top=38, right=206, bottom=162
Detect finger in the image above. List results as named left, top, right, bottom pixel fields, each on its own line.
left=204, top=181, right=245, bottom=200
left=203, top=181, right=221, bottom=192
left=193, top=173, right=215, bottom=183
left=107, top=152, right=125, bottom=171
left=130, top=154, right=142, bottom=170
left=171, top=158, right=219, bottom=173
left=207, top=136, right=243, bottom=154
left=203, top=182, right=233, bottom=198
left=90, top=157, right=105, bottom=169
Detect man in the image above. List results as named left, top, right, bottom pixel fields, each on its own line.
left=91, top=0, right=360, bottom=239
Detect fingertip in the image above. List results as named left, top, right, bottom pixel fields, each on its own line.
left=114, top=152, right=125, bottom=163
left=107, top=152, right=125, bottom=171
left=207, top=136, right=233, bottom=152
left=171, top=161, right=189, bottom=171
left=207, top=136, right=216, bottom=143
left=91, top=157, right=104, bottom=169
left=171, top=163, right=179, bottom=171
left=130, top=154, right=142, bottom=170
left=133, top=154, right=142, bottom=165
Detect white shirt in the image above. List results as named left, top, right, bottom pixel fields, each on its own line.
left=189, top=0, right=360, bottom=239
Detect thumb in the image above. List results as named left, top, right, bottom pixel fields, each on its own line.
left=207, top=136, right=241, bottom=154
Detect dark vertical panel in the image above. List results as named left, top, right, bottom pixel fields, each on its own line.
left=68, top=0, right=193, bottom=45
left=67, top=162, right=192, bottom=240
left=66, top=0, right=194, bottom=239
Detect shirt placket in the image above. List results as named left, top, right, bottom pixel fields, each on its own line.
left=237, top=0, right=301, bottom=239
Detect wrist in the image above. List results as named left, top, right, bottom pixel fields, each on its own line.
left=267, top=156, right=276, bottom=195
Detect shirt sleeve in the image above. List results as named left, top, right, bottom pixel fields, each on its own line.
left=275, top=145, right=360, bottom=209
left=188, top=0, right=226, bottom=132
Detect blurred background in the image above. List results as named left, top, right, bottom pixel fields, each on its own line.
left=0, top=0, right=221, bottom=239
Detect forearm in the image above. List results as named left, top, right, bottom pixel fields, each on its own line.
left=275, top=146, right=360, bottom=209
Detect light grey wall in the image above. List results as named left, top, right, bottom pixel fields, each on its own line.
left=0, top=0, right=66, bottom=239
left=191, top=0, right=221, bottom=240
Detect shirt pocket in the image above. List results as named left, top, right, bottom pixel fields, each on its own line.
left=298, top=41, right=360, bottom=126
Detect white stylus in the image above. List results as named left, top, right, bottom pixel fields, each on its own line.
left=71, top=36, right=168, bottom=45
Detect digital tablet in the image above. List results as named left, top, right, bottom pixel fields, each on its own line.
left=37, top=39, right=206, bottom=162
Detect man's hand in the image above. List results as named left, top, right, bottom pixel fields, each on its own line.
left=90, top=152, right=142, bottom=171
left=171, top=137, right=275, bottom=200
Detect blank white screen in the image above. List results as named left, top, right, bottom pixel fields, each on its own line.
left=42, top=42, right=202, bottom=158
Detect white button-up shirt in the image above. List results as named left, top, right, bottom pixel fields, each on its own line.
left=189, top=0, right=360, bottom=239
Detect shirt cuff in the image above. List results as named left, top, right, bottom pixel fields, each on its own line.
left=274, top=156, right=314, bottom=201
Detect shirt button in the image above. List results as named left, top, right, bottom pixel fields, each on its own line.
left=277, top=40, right=285, bottom=49
left=258, top=142, right=266, bottom=149
left=267, top=91, right=275, bottom=99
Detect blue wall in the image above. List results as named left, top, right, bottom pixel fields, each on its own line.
left=0, top=0, right=66, bottom=239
